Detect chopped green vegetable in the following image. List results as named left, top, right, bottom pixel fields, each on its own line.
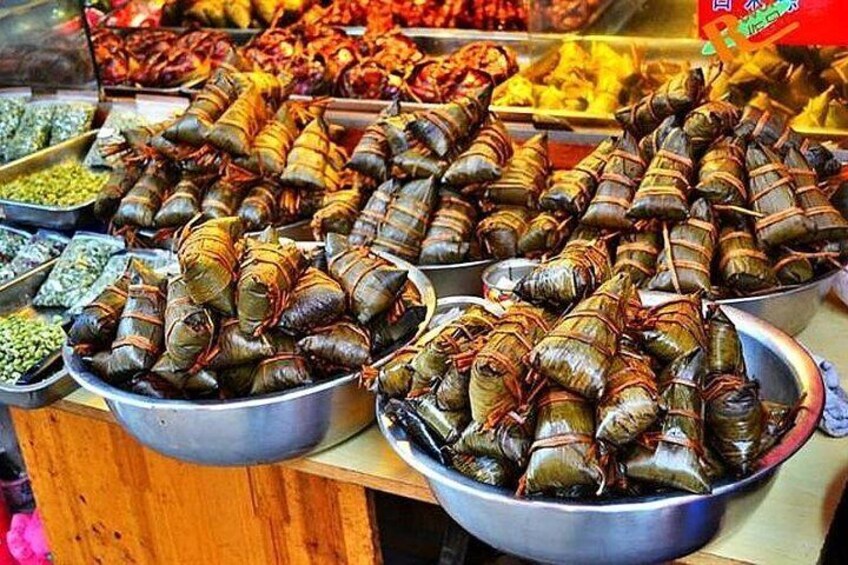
left=0, top=227, right=30, bottom=265
left=49, top=102, right=96, bottom=145
left=0, top=314, right=65, bottom=384
left=4, top=104, right=54, bottom=162
left=0, top=161, right=108, bottom=207
left=0, top=98, right=26, bottom=149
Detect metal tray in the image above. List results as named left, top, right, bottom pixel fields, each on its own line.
left=64, top=244, right=437, bottom=466
left=101, top=28, right=557, bottom=104
left=377, top=305, right=824, bottom=565
left=491, top=35, right=708, bottom=131
left=0, top=257, right=76, bottom=408
left=274, top=220, right=494, bottom=298
left=0, top=130, right=100, bottom=230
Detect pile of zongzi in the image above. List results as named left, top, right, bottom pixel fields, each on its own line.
left=537, top=66, right=848, bottom=298
left=95, top=69, right=363, bottom=237
left=313, top=88, right=573, bottom=265
left=68, top=217, right=426, bottom=400
left=375, top=276, right=797, bottom=498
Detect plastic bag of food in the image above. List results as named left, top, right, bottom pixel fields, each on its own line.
left=33, top=233, right=124, bottom=309
left=49, top=102, right=96, bottom=145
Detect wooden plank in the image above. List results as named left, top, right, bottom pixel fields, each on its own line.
left=10, top=407, right=381, bottom=565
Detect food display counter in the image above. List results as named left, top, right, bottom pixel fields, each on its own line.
left=6, top=297, right=846, bottom=564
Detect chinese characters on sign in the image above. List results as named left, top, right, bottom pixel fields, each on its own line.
left=700, top=0, right=847, bottom=55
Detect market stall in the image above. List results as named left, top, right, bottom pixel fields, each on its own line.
left=0, top=0, right=844, bottom=563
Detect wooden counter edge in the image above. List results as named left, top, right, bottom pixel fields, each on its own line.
left=40, top=397, right=756, bottom=564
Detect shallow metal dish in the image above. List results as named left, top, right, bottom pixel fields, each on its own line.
left=0, top=131, right=100, bottom=230
left=65, top=247, right=436, bottom=466
left=0, top=259, right=76, bottom=408
left=642, top=269, right=839, bottom=336
left=377, top=306, right=823, bottom=565
left=274, top=220, right=493, bottom=298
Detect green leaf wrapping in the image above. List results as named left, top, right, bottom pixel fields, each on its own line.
left=297, top=320, right=372, bottom=372
left=521, top=388, right=605, bottom=497
left=108, top=262, right=167, bottom=381
left=442, top=117, right=513, bottom=188
left=530, top=273, right=632, bottom=401
left=638, top=295, right=707, bottom=363
left=373, top=177, right=438, bottom=262
left=717, top=225, right=777, bottom=294
left=163, top=275, right=216, bottom=371
left=627, top=127, right=693, bottom=222
left=625, top=349, right=711, bottom=494
left=326, top=233, right=408, bottom=325
left=311, top=189, right=363, bottom=240
left=469, top=304, right=556, bottom=426
left=615, top=68, right=704, bottom=137
left=484, top=133, right=549, bottom=208
left=613, top=230, right=660, bottom=287
left=236, top=231, right=306, bottom=335
left=515, top=235, right=612, bottom=309
left=784, top=147, right=848, bottom=242
left=694, top=136, right=749, bottom=212
left=540, top=137, right=614, bottom=215
left=682, top=100, right=740, bottom=156
left=596, top=345, right=659, bottom=446
left=746, top=142, right=812, bottom=248
left=177, top=216, right=243, bottom=316
left=476, top=206, right=531, bottom=260
left=277, top=267, right=346, bottom=336
left=649, top=198, right=717, bottom=294
left=113, top=160, right=174, bottom=228
left=419, top=192, right=477, bottom=265
left=582, top=132, right=645, bottom=230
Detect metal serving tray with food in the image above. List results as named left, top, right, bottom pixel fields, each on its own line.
left=64, top=221, right=435, bottom=466
left=373, top=285, right=823, bottom=564
left=0, top=131, right=108, bottom=230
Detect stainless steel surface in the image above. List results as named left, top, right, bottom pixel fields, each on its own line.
left=64, top=246, right=437, bottom=466
left=0, top=259, right=77, bottom=408
left=481, top=258, right=538, bottom=306
left=274, top=221, right=493, bottom=298
left=0, top=130, right=100, bottom=230
left=642, top=269, right=840, bottom=337
left=430, top=296, right=505, bottom=330
left=377, top=306, right=824, bottom=564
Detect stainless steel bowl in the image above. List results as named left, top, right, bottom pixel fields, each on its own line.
left=642, top=270, right=838, bottom=336
left=377, top=306, right=824, bottom=564
left=274, top=221, right=493, bottom=298
left=65, top=249, right=436, bottom=467
left=484, top=256, right=837, bottom=336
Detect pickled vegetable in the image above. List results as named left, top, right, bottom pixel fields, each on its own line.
left=0, top=161, right=108, bottom=207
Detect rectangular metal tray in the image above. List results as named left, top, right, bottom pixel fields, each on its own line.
left=0, top=130, right=101, bottom=230
left=102, top=28, right=560, bottom=102
left=0, top=258, right=75, bottom=409
left=491, top=35, right=708, bottom=131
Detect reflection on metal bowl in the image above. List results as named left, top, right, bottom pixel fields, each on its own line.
left=64, top=246, right=436, bottom=467
left=377, top=306, right=824, bottom=564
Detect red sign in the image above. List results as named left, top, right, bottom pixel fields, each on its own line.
left=698, top=0, right=848, bottom=47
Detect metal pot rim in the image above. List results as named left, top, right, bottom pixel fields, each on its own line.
left=378, top=305, right=824, bottom=512
left=65, top=246, right=437, bottom=412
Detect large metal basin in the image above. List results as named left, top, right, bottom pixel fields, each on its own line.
left=65, top=249, right=436, bottom=467
left=377, top=306, right=824, bottom=564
